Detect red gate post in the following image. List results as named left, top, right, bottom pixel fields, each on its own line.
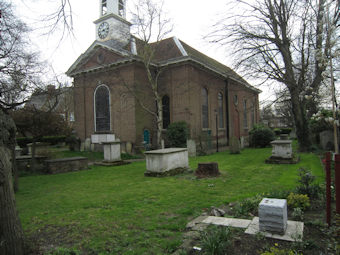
left=325, top=152, right=331, bottom=227
left=335, top=154, right=340, bottom=214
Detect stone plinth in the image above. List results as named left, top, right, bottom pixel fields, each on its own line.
left=144, top=148, right=189, bottom=176
left=102, top=141, right=121, bottom=162
left=91, top=133, right=115, bottom=144
left=271, top=140, right=292, bottom=159
left=259, top=198, right=287, bottom=235
left=266, top=139, right=298, bottom=164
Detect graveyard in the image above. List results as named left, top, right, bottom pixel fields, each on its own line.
left=14, top=144, right=338, bottom=255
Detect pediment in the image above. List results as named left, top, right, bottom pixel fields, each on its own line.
left=66, top=42, right=131, bottom=76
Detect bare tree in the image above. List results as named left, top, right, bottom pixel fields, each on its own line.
left=128, top=0, right=173, bottom=148
left=0, top=0, right=45, bottom=253
left=209, top=0, right=339, bottom=151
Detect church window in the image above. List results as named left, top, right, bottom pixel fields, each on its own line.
left=218, top=92, right=224, bottom=128
left=243, top=99, right=248, bottom=129
left=101, top=0, right=107, bottom=16
left=119, top=0, right=125, bottom=17
left=251, top=101, right=255, bottom=128
left=202, top=88, right=209, bottom=129
left=162, top=95, right=170, bottom=129
left=94, top=85, right=111, bottom=132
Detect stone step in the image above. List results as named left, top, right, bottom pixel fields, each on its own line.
left=202, top=216, right=251, bottom=229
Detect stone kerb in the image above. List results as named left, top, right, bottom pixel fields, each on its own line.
left=44, top=157, right=88, bottom=174
left=144, top=148, right=189, bottom=177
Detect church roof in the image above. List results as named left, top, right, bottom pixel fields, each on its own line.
left=66, top=36, right=260, bottom=93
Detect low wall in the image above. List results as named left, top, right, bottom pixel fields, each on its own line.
left=44, top=157, right=88, bottom=174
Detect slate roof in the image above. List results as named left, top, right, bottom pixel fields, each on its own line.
left=67, top=36, right=260, bottom=93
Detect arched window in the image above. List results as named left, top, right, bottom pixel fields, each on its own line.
left=94, top=85, right=111, bottom=132
left=119, top=0, right=125, bottom=17
left=101, top=0, right=107, bottom=16
left=162, top=95, right=170, bottom=129
left=218, top=92, right=224, bottom=128
left=243, top=99, right=248, bottom=129
left=251, top=101, right=255, bottom=127
left=202, top=88, right=209, bottom=128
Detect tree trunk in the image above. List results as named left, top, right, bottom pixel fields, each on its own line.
left=0, top=110, right=24, bottom=255
left=156, top=97, right=163, bottom=149
left=290, top=91, right=311, bottom=152
left=11, top=145, right=19, bottom=193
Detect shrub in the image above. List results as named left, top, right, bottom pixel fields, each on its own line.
left=249, top=124, right=275, bottom=147
left=292, top=207, right=304, bottom=221
left=280, top=128, right=292, bottom=135
left=234, top=195, right=262, bottom=217
left=166, top=121, right=189, bottom=148
left=296, top=168, right=322, bottom=198
left=287, top=193, right=310, bottom=210
left=200, top=225, right=233, bottom=255
left=16, top=136, right=67, bottom=147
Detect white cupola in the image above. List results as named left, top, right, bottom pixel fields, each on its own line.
left=94, top=0, right=131, bottom=44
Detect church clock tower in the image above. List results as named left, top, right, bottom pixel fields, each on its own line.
left=94, top=0, right=131, bottom=44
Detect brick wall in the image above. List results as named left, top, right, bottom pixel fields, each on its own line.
left=72, top=61, right=260, bottom=151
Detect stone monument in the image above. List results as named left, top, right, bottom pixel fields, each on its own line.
left=265, top=135, right=298, bottom=164
left=259, top=198, right=287, bottom=235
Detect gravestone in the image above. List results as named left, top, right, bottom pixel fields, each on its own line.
left=195, top=162, right=220, bottom=178
left=259, top=198, right=287, bottom=235
left=187, top=139, right=196, bottom=157
left=230, top=136, right=240, bottom=154
left=84, top=138, right=91, bottom=151
left=319, top=130, right=334, bottom=150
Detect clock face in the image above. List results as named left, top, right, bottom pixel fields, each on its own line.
left=98, top=22, right=109, bottom=39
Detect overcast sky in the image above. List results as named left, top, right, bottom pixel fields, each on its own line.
left=12, top=0, right=271, bottom=102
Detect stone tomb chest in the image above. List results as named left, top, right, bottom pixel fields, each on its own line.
left=259, top=198, right=287, bottom=235
left=144, top=148, right=189, bottom=176
left=271, top=140, right=292, bottom=159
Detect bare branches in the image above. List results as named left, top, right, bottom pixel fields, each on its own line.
left=0, top=0, right=45, bottom=111
left=131, top=0, right=172, bottom=44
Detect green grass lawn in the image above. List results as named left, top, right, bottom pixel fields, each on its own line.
left=16, top=147, right=324, bottom=254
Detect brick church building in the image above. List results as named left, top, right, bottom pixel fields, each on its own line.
left=66, top=0, right=260, bottom=152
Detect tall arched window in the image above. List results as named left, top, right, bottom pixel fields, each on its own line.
left=101, top=0, right=107, bottom=15
left=119, top=0, right=125, bottom=17
left=162, top=95, right=170, bottom=129
left=218, top=92, right=224, bottom=128
left=94, top=85, right=111, bottom=132
left=202, top=88, right=209, bottom=128
left=243, top=99, right=248, bottom=129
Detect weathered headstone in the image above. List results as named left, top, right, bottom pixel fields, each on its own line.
left=84, top=138, right=91, bottom=151
left=187, top=139, right=196, bottom=157
left=195, top=162, right=220, bottom=178
left=259, top=198, right=287, bottom=235
left=230, top=136, right=240, bottom=154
